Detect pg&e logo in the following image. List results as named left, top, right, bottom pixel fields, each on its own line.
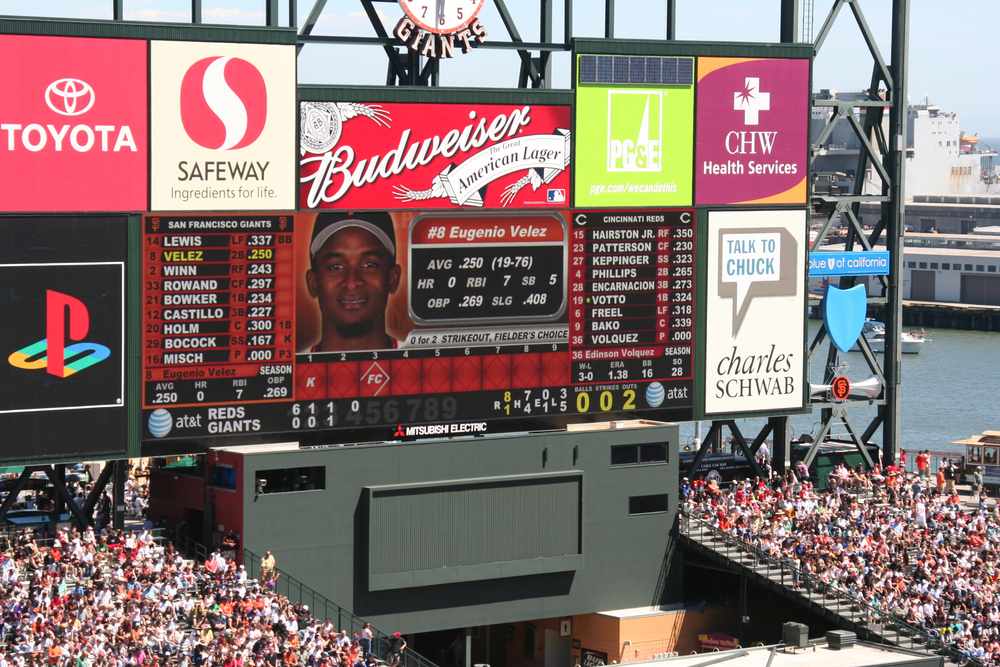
left=607, top=90, right=662, bottom=173
left=8, top=290, right=110, bottom=378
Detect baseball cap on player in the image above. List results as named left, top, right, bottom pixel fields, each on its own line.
left=310, top=211, right=396, bottom=259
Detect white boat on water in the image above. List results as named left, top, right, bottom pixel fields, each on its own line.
left=850, top=320, right=926, bottom=354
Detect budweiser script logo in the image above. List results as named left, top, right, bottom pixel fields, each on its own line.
left=300, top=105, right=571, bottom=208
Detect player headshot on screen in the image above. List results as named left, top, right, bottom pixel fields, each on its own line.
left=306, top=212, right=401, bottom=352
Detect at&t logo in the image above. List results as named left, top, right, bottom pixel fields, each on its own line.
left=180, top=56, right=267, bottom=150
left=7, top=290, right=110, bottom=377
left=45, top=78, right=96, bottom=116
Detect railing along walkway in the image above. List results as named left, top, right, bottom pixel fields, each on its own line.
left=679, top=511, right=980, bottom=667
left=244, top=548, right=438, bottom=667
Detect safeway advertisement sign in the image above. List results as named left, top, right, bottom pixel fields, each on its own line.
left=300, top=102, right=571, bottom=209
left=150, top=41, right=296, bottom=211
left=0, top=35, right=147, bottom=212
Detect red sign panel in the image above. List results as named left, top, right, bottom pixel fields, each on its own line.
left=0, top=35, right=148, bottom=212
left=299, top=102, right=571, bottom=211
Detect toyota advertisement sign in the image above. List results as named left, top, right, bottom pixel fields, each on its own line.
left=0, top=35, right=147, bottom=212
left=150, top=41, right=296, bottom=211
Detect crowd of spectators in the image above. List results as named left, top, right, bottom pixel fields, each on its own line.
left=682, top=460, right=1000, bottom=666
left=0, top=525, right=387, bottom=667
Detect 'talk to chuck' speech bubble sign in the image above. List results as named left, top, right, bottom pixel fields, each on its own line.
left=718, top=226, right=798, bottom=335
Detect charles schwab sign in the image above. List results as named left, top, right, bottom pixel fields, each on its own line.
left=703, top=209, right=806, bottom=416
left=299, top=101, right=571, bottom=210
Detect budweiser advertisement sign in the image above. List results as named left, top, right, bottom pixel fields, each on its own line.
left=300, top=101, right=571, bottom=209
left=0, top=35, right=148, bottom=211
left=150, top=41, right=297, bottom=211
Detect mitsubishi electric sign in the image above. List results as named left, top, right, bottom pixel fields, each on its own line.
left=703, top=209, right=806, bottom=417
left=0, top=35, right=148, bottom=211
left=150, top=41, right=296, bottom=211
left=574, top=55, right=694, bottom=207
left=695, top=58, right=809, bottom=205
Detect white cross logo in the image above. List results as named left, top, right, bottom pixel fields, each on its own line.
left=734, top=77, right=770, bottom=125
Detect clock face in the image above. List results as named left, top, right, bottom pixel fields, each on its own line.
left=399, top=0, right=486, bottom=34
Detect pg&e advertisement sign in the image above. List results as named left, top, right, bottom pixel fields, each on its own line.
left=299, top=101, right=571, bottom=210
left=573, top=55, right=695, bottom=208
left=0, top=35, right=148, bottom=212
left=151, top=41, right=297, bottom=211
left=0, top=216, right=126, bottom=460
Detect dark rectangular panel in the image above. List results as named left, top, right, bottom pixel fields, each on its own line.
left=0, top=216, right=128, bottom=461
left=368, top=473, right=582, bottom=589
left=596, top=55, right=613, bottom=83
left=579, top=55, right=597, bottom=84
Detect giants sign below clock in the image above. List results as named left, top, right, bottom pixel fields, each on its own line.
left=395, top=0, right=488, bottom=57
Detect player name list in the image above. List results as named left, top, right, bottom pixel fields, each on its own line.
left=569, top=210, right=695, bottom=388
left=142, top=214, right=295, bottom=408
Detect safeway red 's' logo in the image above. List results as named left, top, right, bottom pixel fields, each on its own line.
left=180, top=56, right=267, bottom=150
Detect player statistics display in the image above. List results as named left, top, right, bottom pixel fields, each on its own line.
left=140, top=209, right=695, bottom=447
left=141, top=214, right=295, bottom=441
left=291, top=209, right=695, bottom=439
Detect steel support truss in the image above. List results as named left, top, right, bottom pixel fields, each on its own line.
left=0, top=461, right=124, bottom=530
left=62, top=1, right=905, bottom=478
left=102, top=0, right=690, bottom=88
left=801, top=0, right=909, bottom=470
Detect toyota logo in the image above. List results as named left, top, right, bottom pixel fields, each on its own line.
left=45, top=78, right=95, bottom=116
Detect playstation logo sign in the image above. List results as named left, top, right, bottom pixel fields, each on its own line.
left=45, top=78, right=96, bottom=116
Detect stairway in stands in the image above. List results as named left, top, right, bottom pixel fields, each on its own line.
left=678, top=514, right=970, bottom=666
left=242, top=548, right=439, bottom=667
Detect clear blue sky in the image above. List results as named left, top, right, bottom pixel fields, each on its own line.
left=3, top=0, right=998, bottom=137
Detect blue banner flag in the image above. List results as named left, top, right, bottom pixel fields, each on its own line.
left=809, top=251, right=890, bottom=276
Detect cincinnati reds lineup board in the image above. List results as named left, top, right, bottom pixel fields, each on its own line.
left=141, top=210, right=696, bottom=444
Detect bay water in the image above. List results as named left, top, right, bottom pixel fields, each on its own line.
left=677, top=320, right=1000, bottom=457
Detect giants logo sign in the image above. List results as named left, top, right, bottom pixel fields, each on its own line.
left=0, top=35, right=147, bottom=212
left=151, top=41, right=296, bottom=211
left=299, top=101, right=571, bottom=210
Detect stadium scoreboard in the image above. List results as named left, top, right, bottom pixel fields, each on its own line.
left=569, top=210, right=694, bottom=399
left=141, top=209, right=697, bottom=444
